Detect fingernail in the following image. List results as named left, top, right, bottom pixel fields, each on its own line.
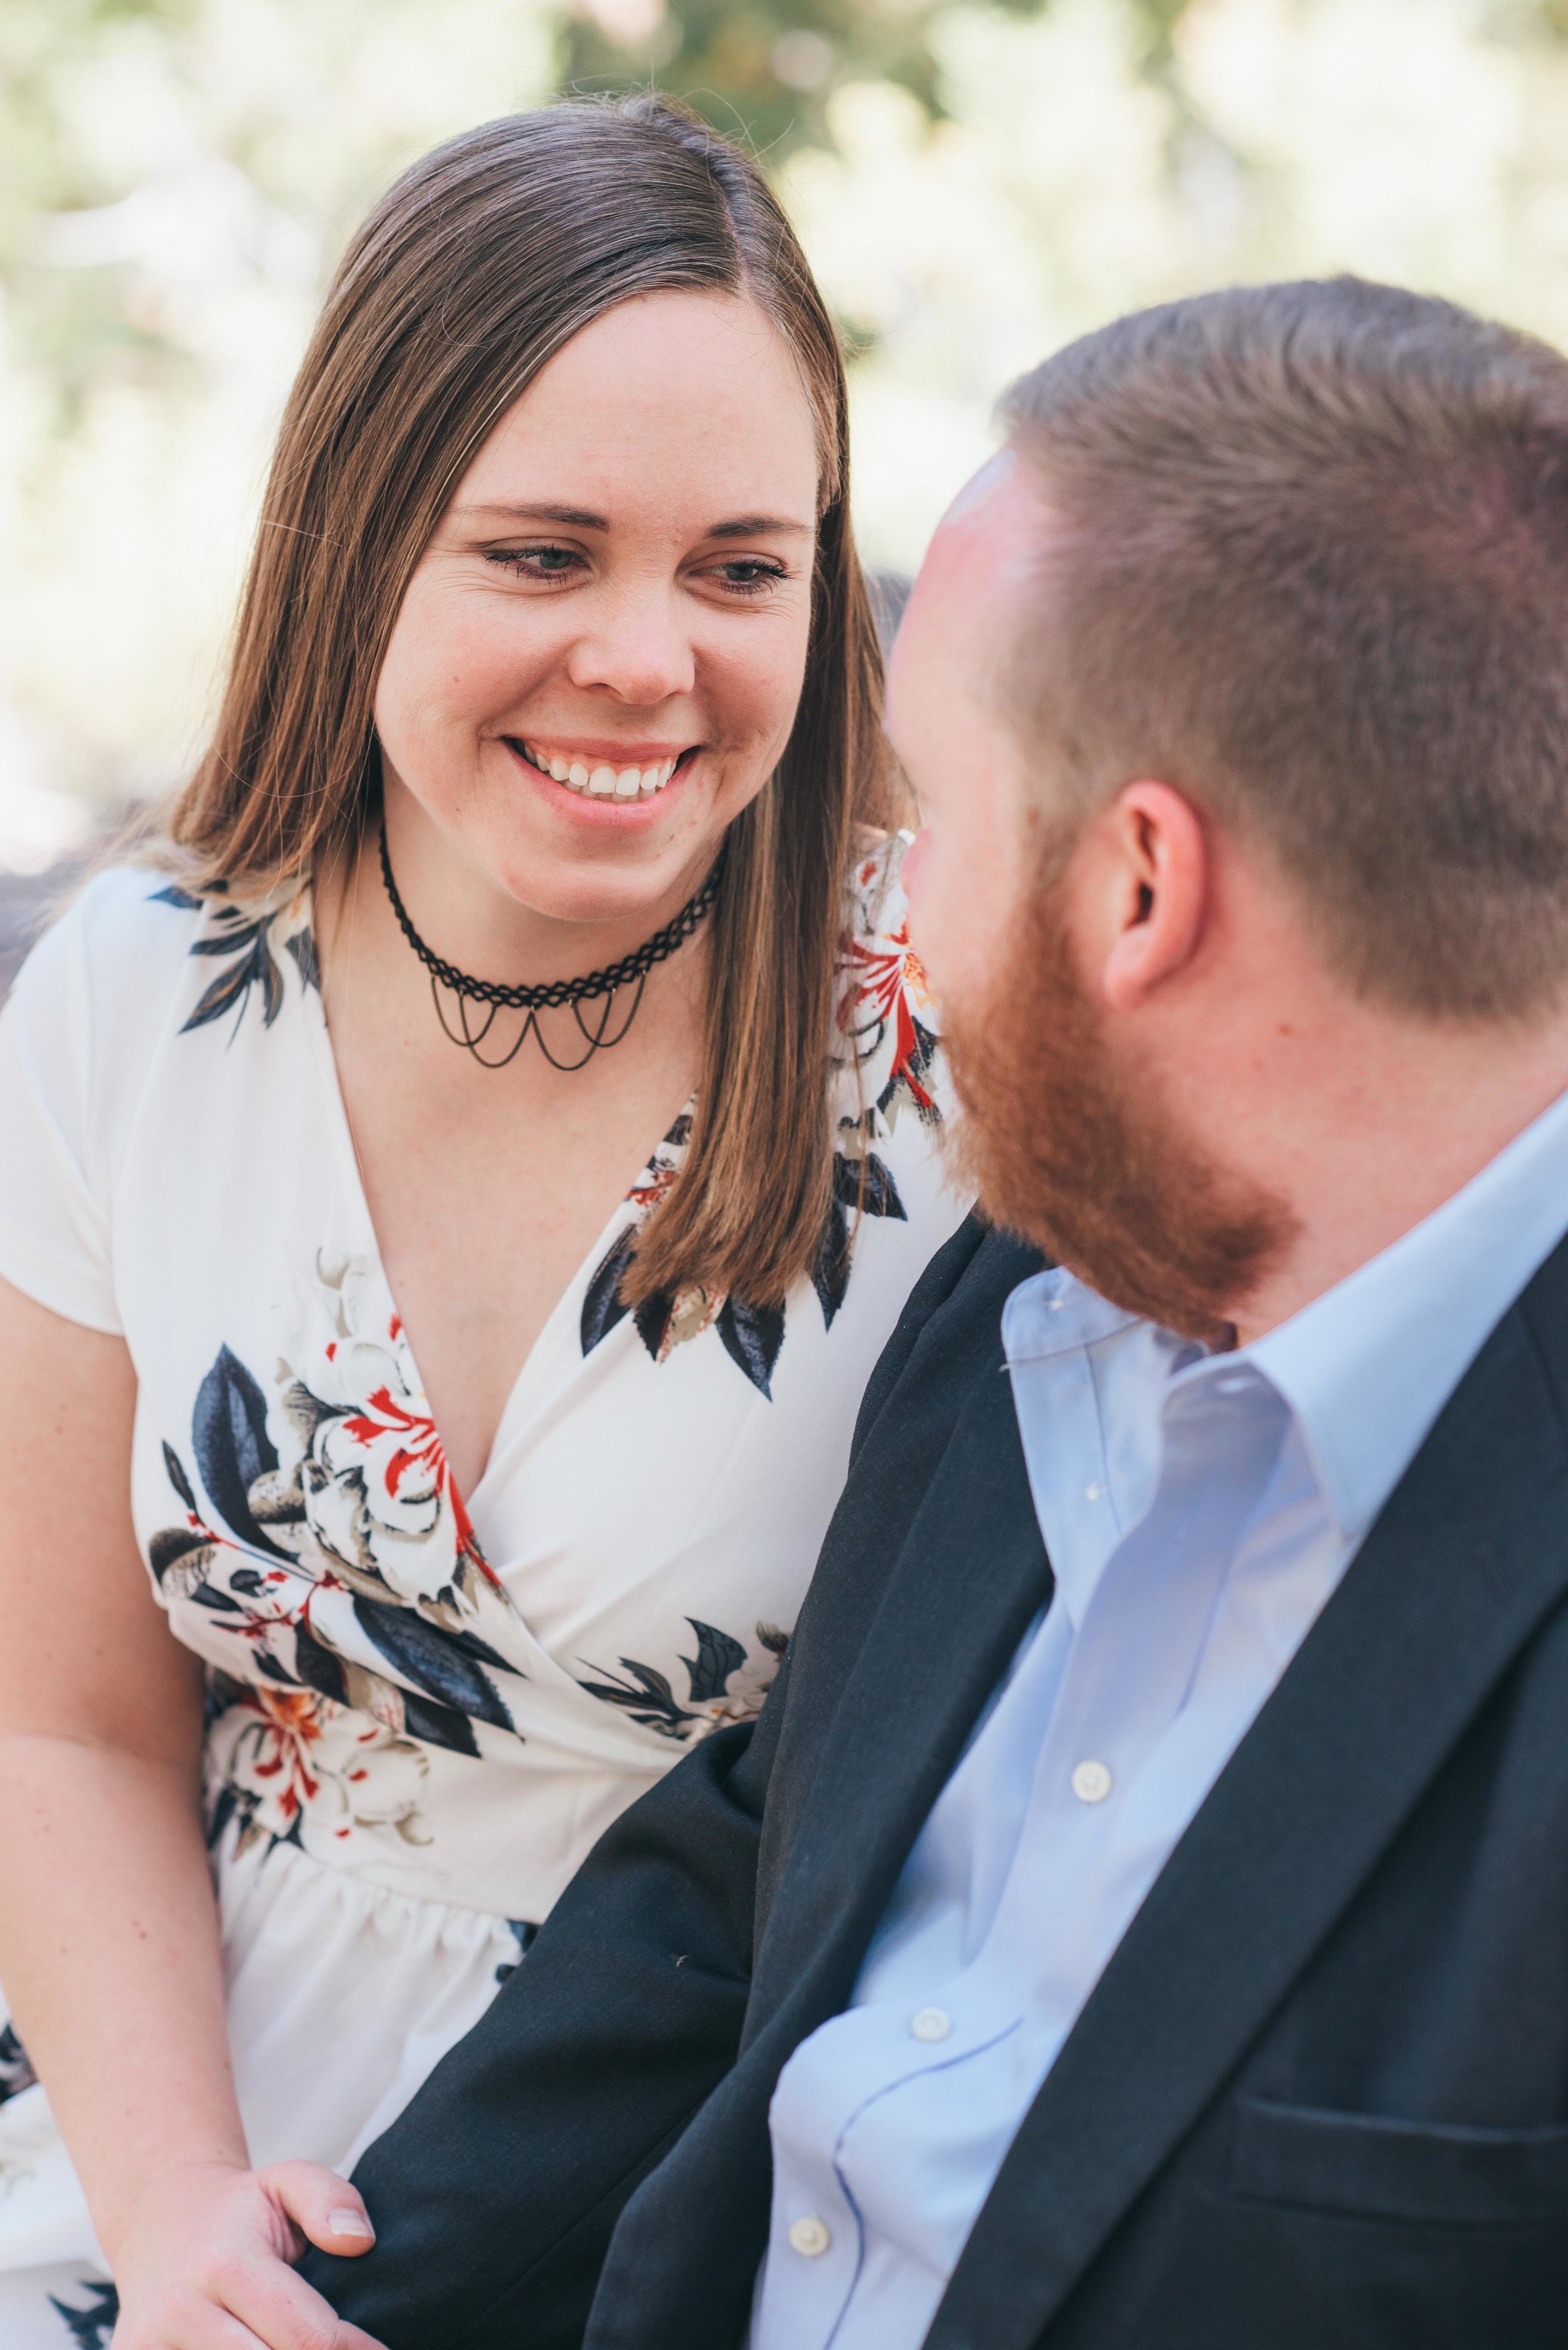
left=327, top=2210, right=375, bottom=2240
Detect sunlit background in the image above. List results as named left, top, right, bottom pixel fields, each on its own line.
left=7, top=0, right=1568, bottom=881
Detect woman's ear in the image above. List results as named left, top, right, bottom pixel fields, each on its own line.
left=1091, top=780, right=1210, bottom=1011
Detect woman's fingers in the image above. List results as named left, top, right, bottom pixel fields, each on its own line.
left=259, top=2160, right=377, bottom=2260
left=203, top=2245, right=388, bottom=2350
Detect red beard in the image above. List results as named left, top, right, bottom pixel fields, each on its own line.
left=942, top=855, right=1298, bottom=1347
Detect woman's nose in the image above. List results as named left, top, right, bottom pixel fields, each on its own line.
left=563, top=579, right=697, bottom=706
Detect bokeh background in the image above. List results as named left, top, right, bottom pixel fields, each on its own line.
left=8, top=0, right=1568, bottom=890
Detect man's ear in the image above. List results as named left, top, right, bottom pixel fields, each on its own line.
left=1092, top=781, right=1210, bottom=1011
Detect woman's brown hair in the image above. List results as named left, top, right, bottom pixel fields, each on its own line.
left=166, top=95, right=893, bottom=1309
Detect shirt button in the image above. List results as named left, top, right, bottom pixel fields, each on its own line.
left=1084, top=1482, right=1104, bottom=1501
left=910, top=2006, right=951, bottom=2042
left=1071, top=1758, right=1113, bottom=1804
left=789, top=2216, right=832, bottom=2258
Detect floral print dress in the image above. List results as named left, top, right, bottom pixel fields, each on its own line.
left=0, top=833, right=964, bottom=2346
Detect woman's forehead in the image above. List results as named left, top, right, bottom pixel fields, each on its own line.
left=452, top=290, right=821, bottom=526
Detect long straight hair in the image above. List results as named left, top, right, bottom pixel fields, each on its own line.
left=164, top=97, right=891, bottom=1308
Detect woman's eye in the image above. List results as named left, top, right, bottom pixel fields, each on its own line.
left=707, top=559, right=789, bottom=597
left=483, top=545, right=582, bottom=582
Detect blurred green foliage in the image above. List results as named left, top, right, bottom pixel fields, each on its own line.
left=561, top=0, right=1568, bottom=156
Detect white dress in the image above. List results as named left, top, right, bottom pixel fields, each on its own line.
left=0, top=834, right=964, bottom=2347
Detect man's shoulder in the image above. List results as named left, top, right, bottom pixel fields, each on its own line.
left=851, top=1217, right=1047, bottom=1461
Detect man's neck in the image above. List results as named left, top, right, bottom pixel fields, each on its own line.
left=1226, top=1011, right=1568, bottom=1347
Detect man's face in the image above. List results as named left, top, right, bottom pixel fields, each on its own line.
left=891, top=453, right=1293, bottom=1342
left=887, top=452, right=1049, bottom=1024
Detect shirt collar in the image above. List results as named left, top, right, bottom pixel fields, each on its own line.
left=1237, top=1083, right=1568, bottom=1546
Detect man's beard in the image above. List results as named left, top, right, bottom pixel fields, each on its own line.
left=943, top=854, right=1299, bottom=1347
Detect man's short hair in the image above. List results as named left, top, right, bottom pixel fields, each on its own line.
left=1001, top=277, right=1568, bottom=1019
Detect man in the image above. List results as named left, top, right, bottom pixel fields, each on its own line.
left=307, top=275, right=1568, bottom=2347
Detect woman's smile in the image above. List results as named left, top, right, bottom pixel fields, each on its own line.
left=506, top=736, right=700, bottom=808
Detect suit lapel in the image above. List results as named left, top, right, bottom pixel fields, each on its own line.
left=747, top=1341, right=1053, bottom=2035
left=928, top=1246, right=1568, bottom=2350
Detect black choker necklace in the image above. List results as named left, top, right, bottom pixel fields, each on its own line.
left=378, top=824, right=723, bottom=1071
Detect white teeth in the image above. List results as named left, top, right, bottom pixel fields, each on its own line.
left=522, top=743, right=685, bottom=799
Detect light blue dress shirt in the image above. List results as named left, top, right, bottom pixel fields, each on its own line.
left=751, top=1083, right=1568, bottom=2350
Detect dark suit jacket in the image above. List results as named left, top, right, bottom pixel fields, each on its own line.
left=307, top=1213, right=1568, bottom=2349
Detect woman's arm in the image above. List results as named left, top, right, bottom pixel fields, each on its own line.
left=0, top=1275, right=383, bottom=2350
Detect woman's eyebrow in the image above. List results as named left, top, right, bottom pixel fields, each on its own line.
left=452, top=501, right=811, bottom=538
left=708, top=514, right=812, bottom=538
left=455, top=501, right=611, bottom=529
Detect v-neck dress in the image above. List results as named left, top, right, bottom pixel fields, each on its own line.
left=0, top=832, right=965, bottom=2342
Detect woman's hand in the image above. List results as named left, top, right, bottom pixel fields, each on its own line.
left=105, top=2157, right=386, bottom=2350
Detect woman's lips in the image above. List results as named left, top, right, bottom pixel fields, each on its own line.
left=506, top=738, right=696, bottom=803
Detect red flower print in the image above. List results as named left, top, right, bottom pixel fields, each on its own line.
left=340, top=1386, right=501, bottom=1590
left=839, top=925, right=936, bottom=1114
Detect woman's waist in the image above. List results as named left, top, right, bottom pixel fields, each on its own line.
left=205, top=1686, right=665, bottom=1920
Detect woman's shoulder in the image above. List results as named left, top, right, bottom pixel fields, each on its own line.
left=13, top=859, right=316, bottom=1045
left=834, top=827, right=945, bottom=1134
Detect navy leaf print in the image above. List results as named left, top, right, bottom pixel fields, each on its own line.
left=46, top=2282, right=120, bottom=2350
left=292, top=1619, right=348, bottom=1703
left=400, top=1690, right=482, bottom=1756
left=285, top=926, right=320, bottom=992
left=148, top=1526, right=206, bottom=1583
left=681, top=1618, right=747, bottom=1704
left=207, top=1782, right=239, bottom=1853
left=181, top=923, right=284, bottom=1033
left=151, top=883, right=202, bottom=910
left=718, top=1296, right=785, bottom=1398
left=580, top=1228, right=637, bottom=1354
left=162, top=1440, right=198, bottom=1516
left=0, top=2020, right=36, bottom=2105
left=352, top=1595, right=514, bottom=1732
left=192, top=1346, right=292, bottom=1561
left=812, top=1197, right=852, bottom=1330
left=830, top=1150, right=907, bottom=1221
left=577, top=1656, right=696, bottom=1738
left=228, top=1566, right=266, bottom=1596
left=633, top=1289, right=675, bottom=1361
left=494, top=1918, right=538, bottom=1984
left=189, top=1582, right=245, bottom=1613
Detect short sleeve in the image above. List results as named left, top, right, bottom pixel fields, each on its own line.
left=0, top=870, right=184, bottom=1335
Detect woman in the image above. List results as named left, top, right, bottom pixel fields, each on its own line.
left=0, top=98, right=963, bottom=2350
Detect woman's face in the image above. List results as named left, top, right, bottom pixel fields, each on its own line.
left=374, top=289, right=821, bottom=927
